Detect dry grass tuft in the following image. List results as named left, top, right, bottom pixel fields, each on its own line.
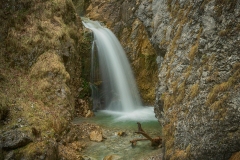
left=176, top=82, right=185, bottom=104
left=30, top=51, right=70, bottom=81
left=210, top=94, right=228, bottom=110
left=188, top=43, right=198, bottom=62
left=233, top=62, right=240, bottom=71
left=218, top=29, right=231, bottom=36
left=206, top=62, right=240, bottom=119
left=188, top=27, right=202, bottom=62
left=229, top=151, right=240, bottom=160
left=184, top=66, right=192, bottom=80
left=200, top=0, right=211, bottom=10
left=190, top=83, right=199, bottom=99
left=170, top=150, right=187, bottom=160
left=162, top=93, right=175, bottom=110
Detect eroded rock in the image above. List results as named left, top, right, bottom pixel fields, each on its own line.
left=89, top=130, right=103, bottom=142
left=1, top=129, right=32, bottom=150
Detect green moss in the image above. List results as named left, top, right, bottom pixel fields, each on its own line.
left=79, top=78, right=91, bottom=99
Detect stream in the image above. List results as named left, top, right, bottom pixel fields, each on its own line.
left=73, top=107, right=162, bottom=160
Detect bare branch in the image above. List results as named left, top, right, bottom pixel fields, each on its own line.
left=130, top=122, right=162, bottom=147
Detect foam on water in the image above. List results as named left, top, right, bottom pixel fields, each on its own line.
left=82, top=18, right=142, bottom=112
left=98, top=107, right=157, bottom=122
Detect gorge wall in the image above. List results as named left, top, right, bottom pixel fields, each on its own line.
left=150, top=0, right=240, bottom=159
left=0, top=0, right=91, bottom=158
left=86, top=0, right=240, bottom=159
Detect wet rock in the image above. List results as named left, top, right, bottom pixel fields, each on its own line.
left=89, top=130, right=103, bottom=142
left=116, top=131, right=127, bottom=137
left=85, top=110, right=94, bottom=118
left=76, top=99, right=92, bottom=117
left=103, top=154, right=121, bottom=160
left=1, top=129, right=32, bottom=150
left=82, top=155, right=96, bottom=160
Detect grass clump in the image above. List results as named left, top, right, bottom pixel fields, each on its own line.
left=200, top=0, right=211, bottom=10
left=206, top=62, right=240, bottom=115
left=188, top=43, right=198, bottom=62
left=229, top=151, right=240, bottom=160
left=176, top=82, right=186, bottom=104
left=30, top=51, right=70, bottom=81
left=190, top=83, right=199, bottom=99
left=188, top=27, right=202, bottom=62
left=218, top=29, right=231, bottom=36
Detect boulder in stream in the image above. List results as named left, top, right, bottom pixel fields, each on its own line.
left=89, top=130, right=103, bottom=142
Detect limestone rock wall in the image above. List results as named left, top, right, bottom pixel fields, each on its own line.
left=137, top=0, right=240, bottom=159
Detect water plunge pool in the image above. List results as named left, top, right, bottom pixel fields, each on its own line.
left=73, top=107, right=162, bottom=160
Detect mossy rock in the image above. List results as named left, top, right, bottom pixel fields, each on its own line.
left=0, top=94, right=9, bottom=122
left=30, top=51, right=70, bottom=82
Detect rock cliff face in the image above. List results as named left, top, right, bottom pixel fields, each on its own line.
left=137, top=0, right=240, bottom=159
left=85, top=0, right=240, bottom=159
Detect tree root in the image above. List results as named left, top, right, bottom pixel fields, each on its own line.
left=130, top=122, right=162, bottom=147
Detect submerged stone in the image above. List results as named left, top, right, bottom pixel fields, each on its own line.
left=103, top=154, right=121, bottom=160
left=89, top=130, right=103, bottom=142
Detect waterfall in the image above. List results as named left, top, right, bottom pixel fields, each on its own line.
left=83, top=19, right=142, bottom=112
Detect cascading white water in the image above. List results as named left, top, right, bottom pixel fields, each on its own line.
left=83, top=19, right=142, bottom=112
left=81, top=18, right=158, bottom=122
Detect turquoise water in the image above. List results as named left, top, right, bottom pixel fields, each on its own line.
left=73, top=107, right=162, bottom=160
